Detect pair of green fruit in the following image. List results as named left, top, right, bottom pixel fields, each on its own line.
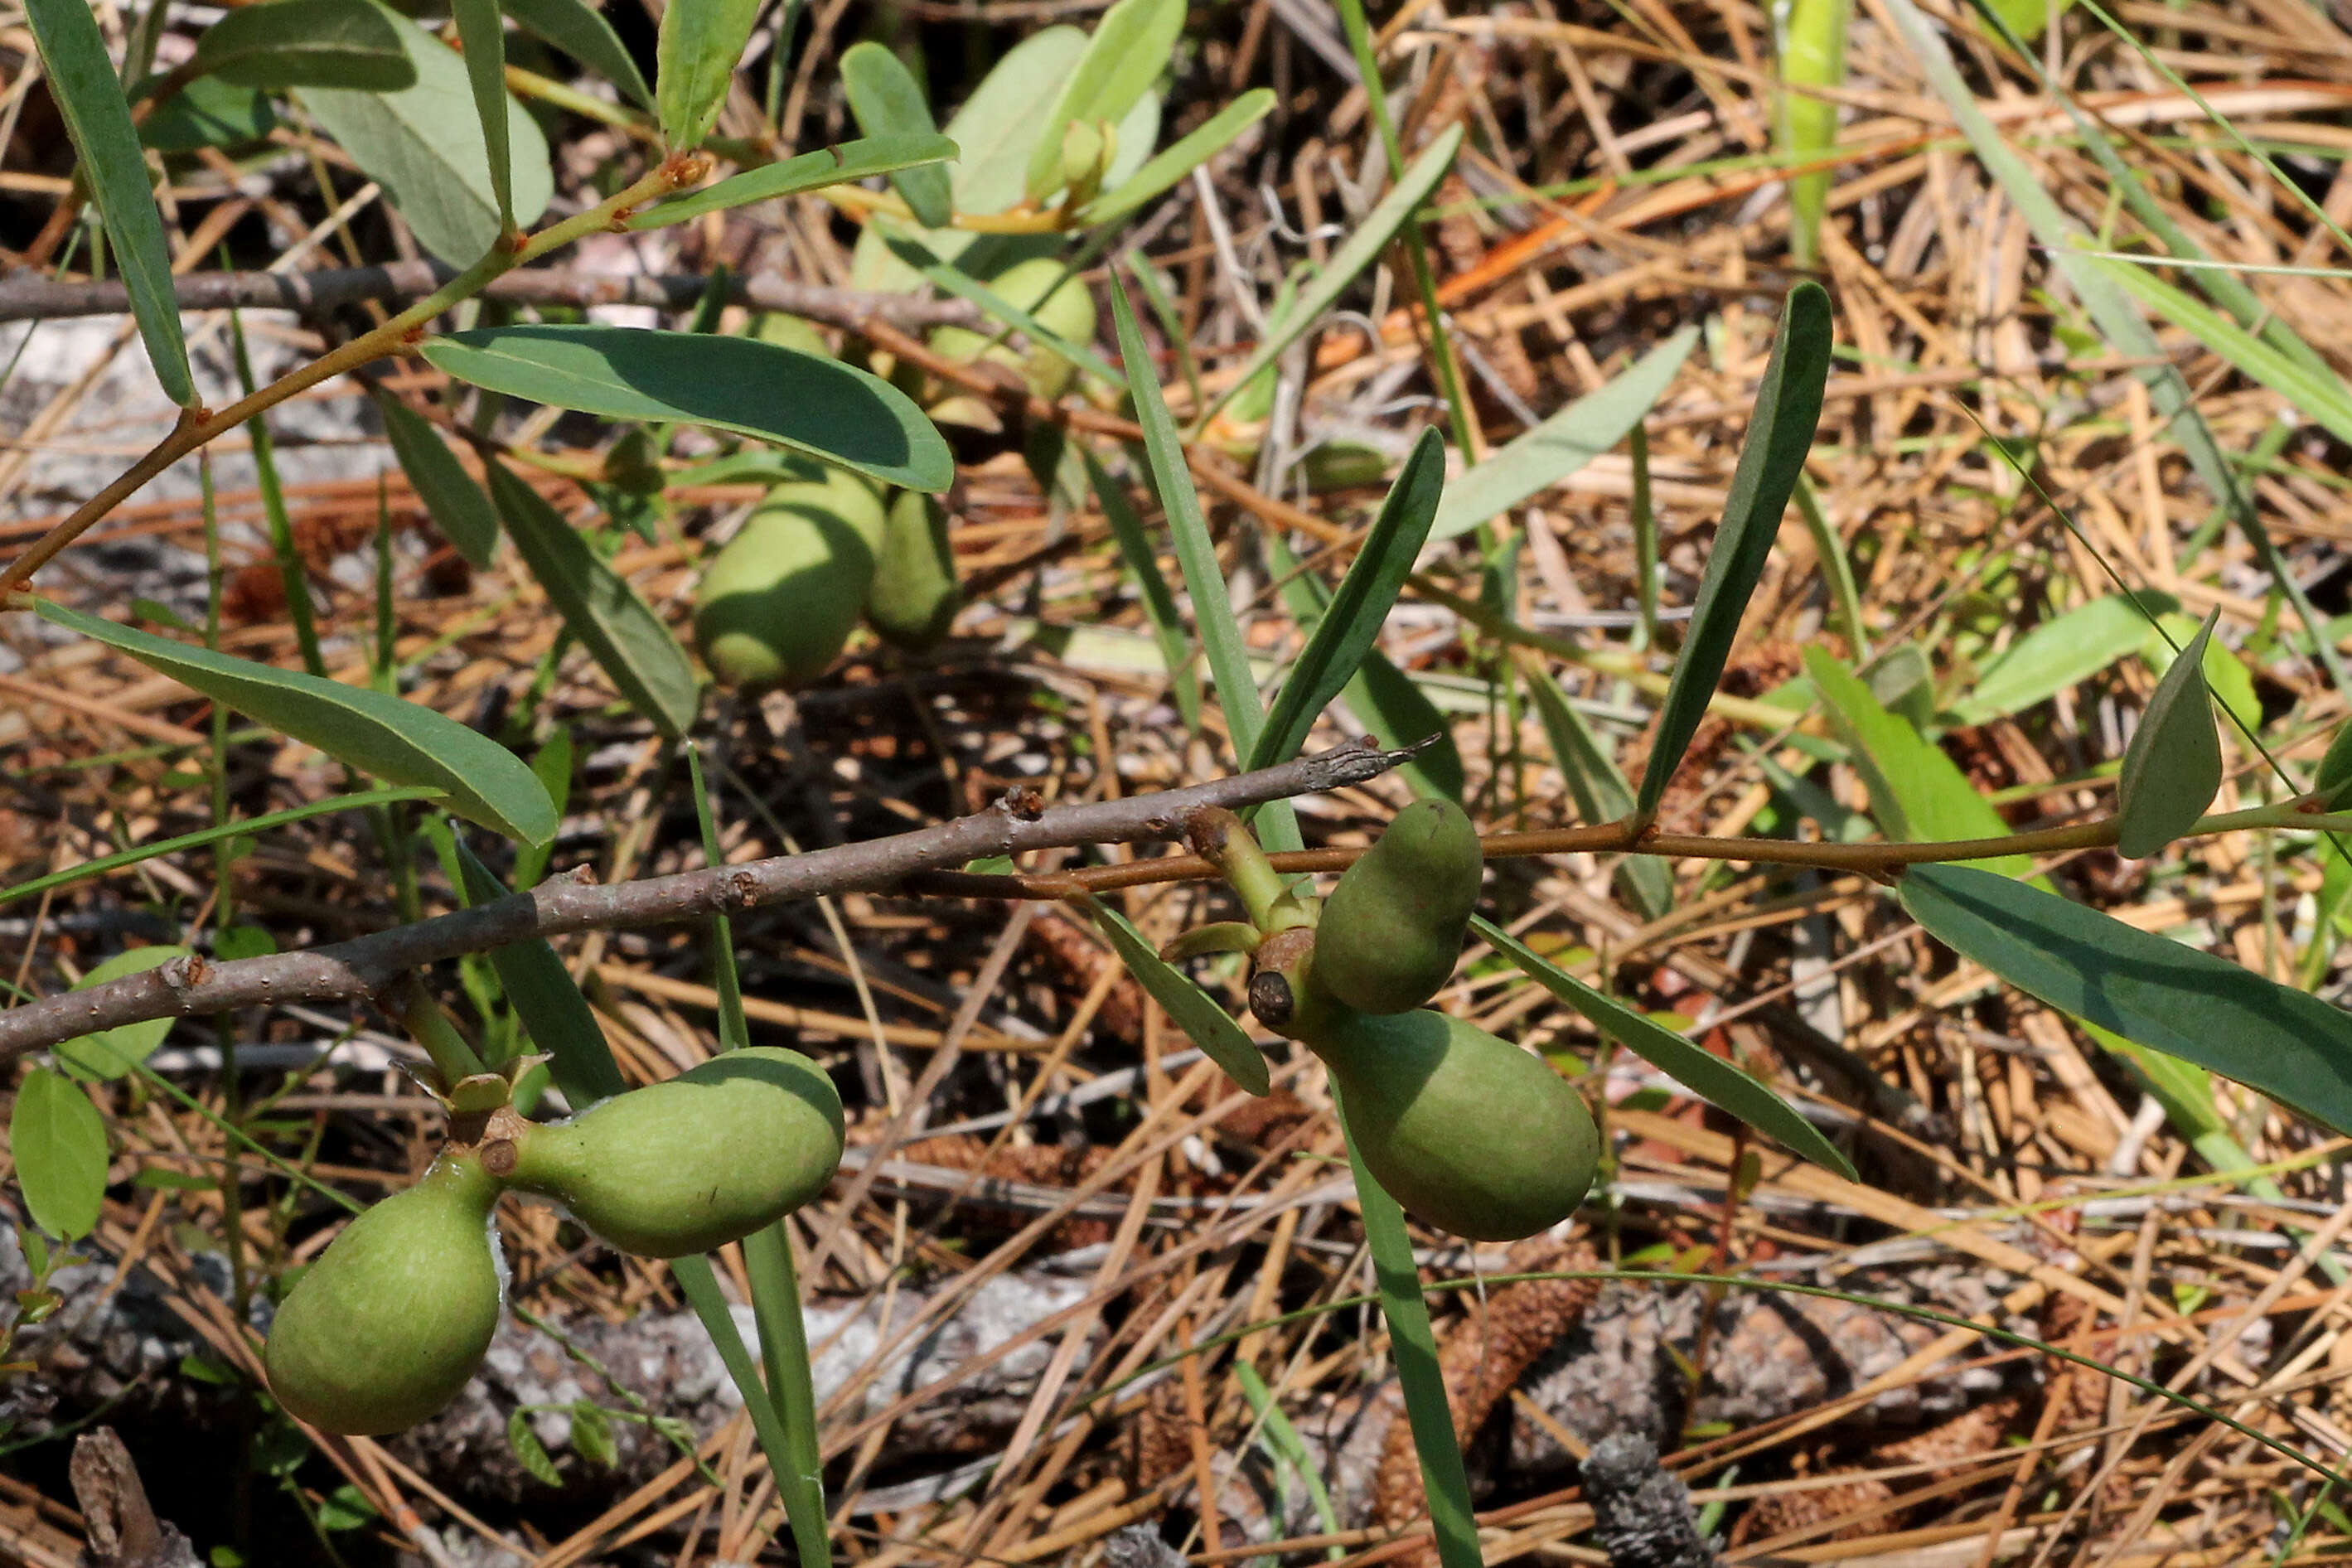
left=265, top=1048, right=844, bottom=1436
left=1251, top=801, right=1601, bottom=1242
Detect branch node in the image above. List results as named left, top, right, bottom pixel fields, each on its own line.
left=995, top=786, right=1047, bottom=821
left=157, top=954, right=210, bottom=993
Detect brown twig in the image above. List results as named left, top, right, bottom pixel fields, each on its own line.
left=0, top=743, right=1413, bottom=1061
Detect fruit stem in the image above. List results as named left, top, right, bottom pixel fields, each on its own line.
left=1187, top=808, right=1315, bottom=934
left=393, top=978, right=488, bottom=1092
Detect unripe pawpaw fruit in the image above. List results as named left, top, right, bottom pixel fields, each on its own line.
left=264, top=1152, right=504, bottom=1435
left=498, top=1048, right=844, bottom=1259
left=1313, top=800, right=1483, bottom=1015
left=1307, top=1009, right=1597, bottom=1241
left=927, top=258, right=1098, bottom=425
left=866, top=489, right=961, bottom=651
left=694, top=469, right=888, bottom=690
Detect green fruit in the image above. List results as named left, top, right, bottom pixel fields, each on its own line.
left=502, top=1048, right=844, bottom=1259
left=1314, top=800, right=1483, bottom=1015
left=927, top=258, right=1098, bottom=419
left=264, top=1153, right=504, bottom=1435
left=694, top=470, right=888, bottom=690
left=866, top=489, right=961, bottom=651
left=1308, top=1009, right=1597, bottom=1241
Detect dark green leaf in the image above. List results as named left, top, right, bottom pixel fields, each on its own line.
left=450, top=0, right=511, bottom=225
left=2319, top=721, right=2352, bottom=808
left=298, top=7, right=552, bottom=264
left=655, top=0, right=760, bottom=151
left=506, top=1411, right=564, bottom=1487
left=1430, top=329, right=1697, bottom=541
left=140, top=77, right=278, bottom=152
left=841, top=44, right=952, bottom=229
left=1082, top=895, right=1270, bottom=1096
left=32, top=600, right=557, bottom=843
left=455, top=841, right=628, bottom=1107
left=189, top=0, right=415, bottom=89
left=1250, top=428, right=1446, bottom=771
left=2116, top=609, right=2221, bottom=859
left=1475, top=917, right=1856, bottom=1178
left=1523, top=668, right=1671, bottom=917
left=1083, top=449, right=1200, bottom=732
left=27, top=0, right=193, bottom=406
left=1080, top=89, right=1275, bottom=226
left=626, top=134, right=958, bottom=231
left=1023, top=0, right=1185, bottom=201
left=502, top=0, right=651, bottom=109
left=1636, top=283, right=1832, bottom=819
left=56, top=947, right=189, bottom=1082
left=12, top=1067, right=108, bottom=1240
left=375, top=391, right=500, bottom=568
left=1803, top=646, right=2031, bottom=878
left=483, top=459, right=699, bottom=739
left=421, top=326, right=952, bottom=491
left=1900, top=864, right=2352, bottom=1135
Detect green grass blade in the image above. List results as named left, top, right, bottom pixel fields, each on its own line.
left=1635, top=283, right=1832, bottom=820
left=1083, top=449, right=1202, bottom=733
left=1776, top=0, right=1851, bottom=268
left=453, top=842, right=627, bottom=1106
left=1522, top=667, right=1672, bottom=917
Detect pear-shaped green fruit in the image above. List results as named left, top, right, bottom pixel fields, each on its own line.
left=866, top=490, right=961, bottom=651
left=1309, top=1009, right=1597, bottom=1241
left=503, top=1048, right=844, bottom=1259
left=927, top=258, right=1098, bottom=425
left=264, top=1152, right=504, bottom=1435
left=694, top=469, right=888, bottom=690
left=1314, top=800, right=1483, bottom=1015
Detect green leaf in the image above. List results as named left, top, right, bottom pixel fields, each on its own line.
left=31, top=599, right=557, bottom=844
left=2116, top=609, right=2221, bottom=859
left=1900, top=863, right=2352, bottom=1136
left=297, top=5, right=552, bottom=264
left=883, top=232, right=1122, bottom=387
left=1475, top=916, right=1856, bottom=1178
left=375, top=391, right=500, bottom=568
left=946, top=28, right=1087, bottom=217
left=27, top=0, right=193, bottom=407
left=56, top=947, right=190, bottom=1082
left=1250, top=429, right=1447, bottom=771
left=422, top=326, right=952, bottom=491
left=502, top=0, right=652, bottom=109
left=655, top=0, right=759, bottom=151
left=186, top=0, right=415, bottom=89
left=1428, top=328, right=1697, bottom=541
left=1082, top=894, right=1269, bottom=1096
left=1635, top=283, right=1832, bottom=818
left=449, top=0, right=511, bottom=225
left=1024, top=0, right=1185, bottom=202
left=1952, top=592, right=2178, bottom=725
left=2092, top=257, right=2352, bottom=449
left=1803, top=646, right=2031, bottom=878
left=12, top=1067, right=109, bottom=1241
left=141, top=77, right=278, bottom=152
left=626, top=134, right=959, bottom=231
left=1080, top=88, right=1275, bottom=227
left=841, top=45, right=952, bottom=229
left=2145, top=612, right=2256, bottom=735
left=482, top=459, right=699, bottom=739
left=1523, top=669, right=1672, bottom=917
left=1203, top=126, right=1464, bottom=427
left=1083, top=449, right=1201, bottom=733
left=506, top=1410, right=564, bottom=1487
left=455, top=842, right=628, bottom=1108
left=1774, top=0, right=1851, bottom=265
left=570, top=1401, right=617, bottom=1468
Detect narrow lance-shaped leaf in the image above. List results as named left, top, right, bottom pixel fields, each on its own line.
left=1952, top=592, right=2180, bottom=726
left=1080, top=89, right=1275, bottom=227
left=375, top=390, right=500, bottom=568
left=841, top=44, right=952, bottom=229
left=449, top=0, right=511, bottom=225
left=27, top=0, right=193, bottom=406
left=656, top=0, right=761, bottom=152
left=1474, top=917, right=1857, bottom=1178
left=628, top=134, right=958, bottom=231
left=1636, top=283, right=1832, bottom=819
left=1250, top=429, right=1448, bottom=772
left=1024, top=0, right=1185, bottom=201
left=2115, top=608, right=2221, bottom=860
left=1428, top=328, right=1698, bottom=543
left=1083, top=449, right=1202, bottom=733
left=186, top=0, right=416, bottom=89
left=1523, top=669, right=1672, bottom=917
left=883, top=233, right=1123, bottom=388
left=1082, top=896, right=1270, bottom=1096
left=1202, top=125, right=1464, bottom=427
left=31, top=599, right=557, bottom=844
left=1900, top=863, right=2352, bottom=1135
left=421, top=325, right=954, bottom=491
left=502, top=0, right=652, bottom=109
left=12, top=1068, right=109, bottom=1241
left=455, top=842, right=629, bottom=1108
left=483, top=459, right=699, bottom=740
